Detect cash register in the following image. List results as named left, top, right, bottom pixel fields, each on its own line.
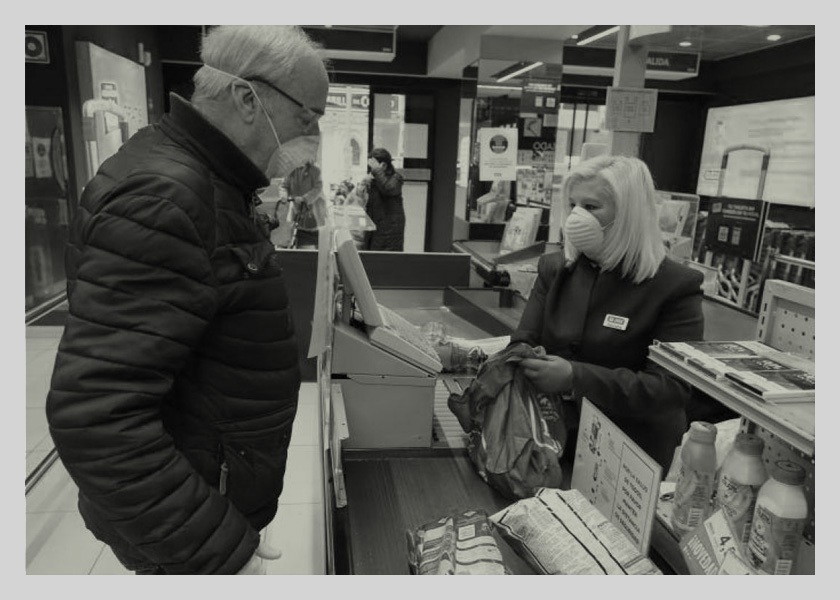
left=331, top=228, right=442, bottom=448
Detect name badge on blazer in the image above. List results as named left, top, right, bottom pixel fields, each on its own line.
left=603, top=314, right=629, bottom=331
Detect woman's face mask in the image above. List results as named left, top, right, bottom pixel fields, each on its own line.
left=563, top=205, right=612, bottom=259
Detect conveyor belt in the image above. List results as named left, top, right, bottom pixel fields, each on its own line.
left=431, top=379, right=468, bottom=450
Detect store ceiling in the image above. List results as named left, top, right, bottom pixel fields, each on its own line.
left=395, top=24, right=814, bottom=63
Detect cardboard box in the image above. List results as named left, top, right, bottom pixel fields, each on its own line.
left=679, top=509, right=755, bottom=575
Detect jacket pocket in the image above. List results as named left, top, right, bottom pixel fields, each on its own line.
left=217, top=423, right=294, bottom=516
left=229, top=244, right=283, bottom=280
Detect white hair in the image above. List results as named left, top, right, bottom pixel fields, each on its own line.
left=192, top=26, right=325, bottom=101
left=560, top=155, right=665, bottom=283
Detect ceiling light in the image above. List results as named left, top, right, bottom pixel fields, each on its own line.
left=495, top=61, right=544, bottom=83
left=767, top=34, right=782, bottom=41
left=576, top=26, right=620, bottom=47
left=571, top=34, right=579, bottom=39
left=679, top=41, right=692, bottom=47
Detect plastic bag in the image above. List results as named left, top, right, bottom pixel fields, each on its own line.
left=406, top=510, right=509, bottom=575
left=448, top=342, right=567, bottom=500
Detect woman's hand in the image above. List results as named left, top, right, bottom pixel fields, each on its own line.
left=367, top=158, right=383, bottom=172
left=518, top=355, right=574, bottom=394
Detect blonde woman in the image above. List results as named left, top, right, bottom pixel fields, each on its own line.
left=514, top=155, right=704, bottom=470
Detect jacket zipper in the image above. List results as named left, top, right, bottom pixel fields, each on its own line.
left=219, top=461, right=229, bottom=495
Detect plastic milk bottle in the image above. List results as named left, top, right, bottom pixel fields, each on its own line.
left=715, top=432, right=768, bottom=544
left=747, top=460, right=809, bottom=575
left=671, top=421, right=717, bottom=538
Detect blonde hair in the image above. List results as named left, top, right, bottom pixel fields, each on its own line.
left=192, top=26, right=325, bottom=101
left=560, top=155, right=665, bottom=283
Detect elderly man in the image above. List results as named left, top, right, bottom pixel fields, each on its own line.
left=46, top=26, right=329, bottom=575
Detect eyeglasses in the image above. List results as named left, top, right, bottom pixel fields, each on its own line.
left=245, top=75, right=323, bottom=128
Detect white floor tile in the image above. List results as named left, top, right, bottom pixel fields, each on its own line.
left=26, top=459, right=80, bottom=513
left=280, top=447, right=323, bottom=505
left=290, top=400, right=319, bottom=447
left=26, top=325, right=65, bottom=339
left=26, top=511, right=105, bottom=574
left=89, top=545, right=133, bottom=575
left=26, top=351, right=58, bottom=379
left=26, top=407, right=50, bottom=453
left=264, top=502, right=326, bottom=575
left=26, top=376, right=51, bottom=409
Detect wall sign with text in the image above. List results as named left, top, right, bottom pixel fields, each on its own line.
left=478, top=127, right=518, bottom=181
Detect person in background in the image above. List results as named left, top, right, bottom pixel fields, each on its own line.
left=361, top=147, right=405, bottom=251
left=45, top=26, right=329, bottom=574
left=512, top=155, right=705, bottom=470
left=283, top=162, right=327, bottom=248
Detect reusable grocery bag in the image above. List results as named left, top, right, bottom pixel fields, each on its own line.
left=448, top=342, right=567, bottom=500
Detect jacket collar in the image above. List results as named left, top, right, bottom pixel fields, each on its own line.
left=159, top=93, right=269, bottom=194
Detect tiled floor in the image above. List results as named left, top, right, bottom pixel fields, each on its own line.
left=25, top=323, right=326, bottom=575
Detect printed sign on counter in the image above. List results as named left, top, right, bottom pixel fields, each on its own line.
left=478, top=127, right=518, bottom=181
left=571, top=398, right=662, bottom=555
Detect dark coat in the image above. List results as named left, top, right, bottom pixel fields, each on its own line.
left=364, top=168, right=405, bottom=251
left=45, top=94, right=301, bottom=574
left=511, top=252, right=704, bottom=468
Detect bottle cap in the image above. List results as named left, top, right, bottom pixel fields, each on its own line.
left=688, top=421, right=718, bottom=443
left=734, top=432, right=765, bottom=456
left=772, top=460, right=807, bottom=486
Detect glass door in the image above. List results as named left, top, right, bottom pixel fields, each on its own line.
left=26, top=106, right=71, bottom=317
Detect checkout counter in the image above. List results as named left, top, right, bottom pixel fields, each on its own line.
left=296, top=241, right=788, bottom=575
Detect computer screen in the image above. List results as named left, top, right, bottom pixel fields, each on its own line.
left=334, top=228, right=383, bottom=328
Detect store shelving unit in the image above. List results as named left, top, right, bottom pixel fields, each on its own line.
left=649, top=278, right=815, bottom=575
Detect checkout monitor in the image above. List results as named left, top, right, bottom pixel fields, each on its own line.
left=334, top=228, right=443, bottom=374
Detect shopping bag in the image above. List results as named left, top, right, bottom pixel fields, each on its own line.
left=448, top=343, right=567, bottom=500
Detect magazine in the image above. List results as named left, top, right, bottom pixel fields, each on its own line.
left=652, top=340, right=814, bottom=403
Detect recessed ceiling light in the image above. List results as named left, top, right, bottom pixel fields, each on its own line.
left=571, top=34, right=579, bottom=39
left=767, top=34, right=782, bottom=41
left=679, top=41, right=692, bottom=47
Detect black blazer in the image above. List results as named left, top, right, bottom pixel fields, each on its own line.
left=512, top=252, right=705, bottom=468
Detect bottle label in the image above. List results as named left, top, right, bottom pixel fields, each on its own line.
left=747, top=504, right=806, bottom=574
left=672, top=465, right=715, bottom=532
left=717, top=475, right=760, bottom=543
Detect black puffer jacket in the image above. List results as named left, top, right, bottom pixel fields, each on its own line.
left=46, top=94, right=301, bottom=574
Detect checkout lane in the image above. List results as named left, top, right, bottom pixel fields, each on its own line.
left=304, top=244, right=760, bottom=575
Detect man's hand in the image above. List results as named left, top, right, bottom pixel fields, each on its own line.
left=236, top=529, right=283, bottom=575
left=518, top=355, right=574, bottom=394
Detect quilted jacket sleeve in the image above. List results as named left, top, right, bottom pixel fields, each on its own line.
left=46, top=193, right=259, bottom=574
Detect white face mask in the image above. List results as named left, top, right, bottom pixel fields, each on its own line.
left=265, top=134, right=320, bottom=180
left=203, top=64, right=321, bottom=178
left=563, top=206, right=611, bottom=259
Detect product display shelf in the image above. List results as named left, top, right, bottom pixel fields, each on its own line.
left=648, top=347, right=814, bottom=457
left=650, top=279, right=815, bottom=575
